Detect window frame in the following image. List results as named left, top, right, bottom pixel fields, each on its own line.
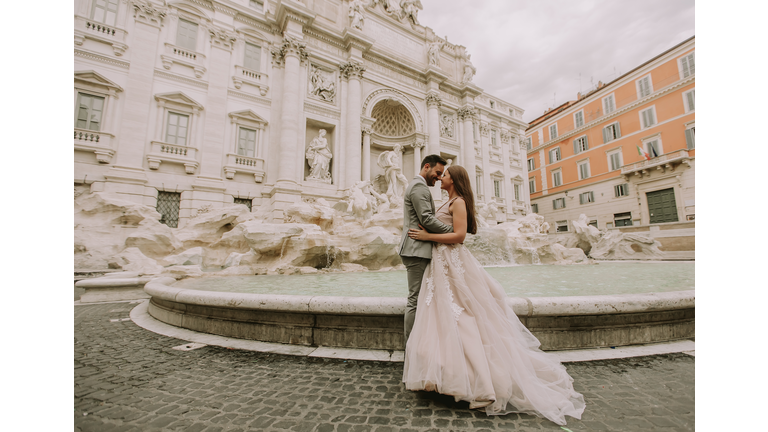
left=548, top=146, right=561, bottom=164
left=577, top=159, right=591, bottom=180
left=678, top=52, right=695, bottom=79
left=475, top=173, right=483, bottom=197
left=75, top=92, right=106, bottom=132
left=243, top=41, right=262, bottom=72
left=525, top=137, right=532, bottom=151
left=607, top=148, right=623, bottom=171
left=642, top=134, right=664, bottom=158
left=553, top=198, right=566, bottom=210
left=491, top=129, right=498, bottom=147
left=579, top=191, right=595, bottom=205
left=90, top=0, right=119, bottom=26
left=165, top=111, right=190, bottom=146
left=614, top=211, right=633, bottom=227
left=529, top=177, right=536, bottom=194
left=614, top=183, right=630, bottom=197
left=573, top=135, right=589, bottom=154
left=683, top=89, right=695, bottom=113
left=493, top=179, right=501, bottom=198
left=685, top=122, right=695, bottom=150
left=549, top=124, right=558, bottom=141
left=602, top=93, right=616, bottom=115
left=602, top=121, right=621, bottom=143
left=531, top=203, right=538, bottom=213
left=551, top=169, right=562, bottom=187
left=639, top=106, right=657, bottom=129
left=573, top=110, right=585, bottom=128
left=636, top=74, right=653, bottom=99
left=527, top=157, right=535, bottom=171
left=175, top=17, right=199, bottom=51
left=556, top=220, right=568, bottom=232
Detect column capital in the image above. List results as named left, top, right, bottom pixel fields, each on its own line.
left=456, top=106, right=476, bottom=121
left=271, top=36, right=309, bottom=67
left=425, top=92, right=442, bottom=108
left=340, top=61, right=366, bottom=80
left=362, top=126, right=373, bottom=136
left=411, top=139, right=426, bottom=149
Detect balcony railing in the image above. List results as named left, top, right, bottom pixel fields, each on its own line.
left=224, top=154, right=265, bottom=183
left=74, top=128, right=114, bottom=163
left=621, top=149, right=692, bottom=179
left=161, top=43, right=206, bottom=78
left=74, top=15, right=128, bottom=55
left=231, top=66, right=269, bottom=96
left=147, top=141, right=199, bottom=174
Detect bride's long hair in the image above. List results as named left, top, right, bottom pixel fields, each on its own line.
left=445, top=165, right=478, bottom=234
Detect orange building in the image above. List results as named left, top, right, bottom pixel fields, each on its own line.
left=525, top=36, right=694, bottom=234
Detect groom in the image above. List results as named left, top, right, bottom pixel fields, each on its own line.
left=398, top=154, right=454, bottom=343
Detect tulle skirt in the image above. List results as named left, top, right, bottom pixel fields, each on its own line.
left=402, top=243, right=585, bottom=425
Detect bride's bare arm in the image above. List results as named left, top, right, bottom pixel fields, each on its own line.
left=407, top=198, right=468, bottom=244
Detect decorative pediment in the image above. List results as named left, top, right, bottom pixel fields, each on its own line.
left=490, top=170, right=504, bottom=178
left=229, top=109, right=268, bottom=127
left=512, top=175, right=524, bottom=181
left=74, top=71, right=123, bottom=92
left=168, top=0, right=213, bottom=20
left=154, top=92, right=204, bottom=112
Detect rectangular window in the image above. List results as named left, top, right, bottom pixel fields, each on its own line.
left=680, top=52, right=695, bottom=78
left=549, top=124, right=558, bottom=140
left=75, top=93, right=105, bottom=131
left=685, top=126, right=695, bottom=150
left=490, top=101, right=495, bottom=109
left=609, top=150, right=623, bottom=171
left=249, top=0, right=264, bottom=11
left=603, top=94, right=616, bottom=114
left=579, top=191, right=595, bottom=204
left=494, top=180, right=501, bottom=198
left=684, top=89, right=695, bottom=112
left=233, top=197, right=252, bottom=211
left=614, top=211, right=633, bottom=227
left=525, top=137, right=532, bottom=151
left=527, top=158, right=535, bottom=171
left=574, top=111, right=584, bottom=128
left=491, top=129, right=497, bottom=146
left=166, top=112, right=189, bottom=145
left=556, top=220, right=568, bottom=232
left=548, top=147, right=561, bottom=164
left=573, top=136, right=589, bottom=154
left=646, top=139, right=661, bottom=158
left=176, top=19, right=198, bottom=51
left=237, top=127, right=257, bottom=157
left=614, top=183, right=629, bottom=197
left=244, top=42, right=261, bottom=71
left=476, top=174, right=482, bottom=196
left=637, top=75, right=652, bottom=98
left=578, top=161, right=590, bottom=180
left=589, top=220, right=598, bottom=228
left=514, top=183, right=520, bottom=201
left=529, top=178, right=536, bottom=194
left=640, top=107, right=656, bottom=129
left=552, top=170, right=562, bottom=187
left=531, top=203, right=538, bottom=213
left=157, top=191, right=181, bottom=228
left=553, top=198, right=566, bottom=210
left=602, top=122, right=621, bottom=143
left=91, top=0, right=119, bottom=25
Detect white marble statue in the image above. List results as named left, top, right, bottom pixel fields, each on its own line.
left=427, top=39, right=444, bottom=67
left=461, top=53, right=476, bottom=84
left=400, top=0, right=422, bottom=25
left=309, top=66, right=336, bottom=102
left=305, top=130, right=333, bottom=183
left=349, top=0, right=366, bottom=30
left=377, top=143, right=409, bottom=202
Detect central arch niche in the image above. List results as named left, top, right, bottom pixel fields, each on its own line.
left=368, top=98, right=421, bottom=195
left=371, top=99, right=416, bottom=137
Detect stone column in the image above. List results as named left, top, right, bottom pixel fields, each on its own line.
left=457, top=107, right=476, bottom=193
left=274, top=37, right=308, bottom=187
left=425, top=92, right=441, bottom=157
left=341, top=62, right=365, bottom=186
left=361, top=126, right=372, bottom=181
left=411, top=139, right=425, bottom=176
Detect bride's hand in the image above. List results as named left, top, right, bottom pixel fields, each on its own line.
left=408, top=225, right=429, bottom=241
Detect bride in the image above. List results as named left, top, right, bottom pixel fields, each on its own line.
left=403, top=165, right=585, bottom=425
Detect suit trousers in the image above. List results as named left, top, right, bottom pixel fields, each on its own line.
left=401, top=255, right=430, bottom=343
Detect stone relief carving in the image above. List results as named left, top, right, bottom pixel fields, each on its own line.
left=349, top=0, right=366, bottom=30
left=427, top=39, right=445, bottom=67
left=377, top=143, right=409, bottom=204
left=425, top=92, right=441, bottom=108
left=305, top=129, right=333, bottom=183
left=370, top=0, right=422, bottom=25
left=344, top=180, right=389, bottom=220
left=309, top=65, right=336, bottom=103
left=479, top=123, right=489, bottom=136
left=209, top=27, right=237, bottom=50
left=460, top=52, right=476, bottom=84
left=340, top=61, right=366, bottom=79
left=440, top=113, right=455, bottom=138
left=132, top=0, right=167, bottom=26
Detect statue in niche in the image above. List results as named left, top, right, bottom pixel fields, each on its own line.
left=440, top=113, right=454, bottom=138
left=461, top=52, right=476, bottom=84
left=305, top=129, right=333, bottom=183
left=400, top=0, right=423, bottom=25
left=427, top=39, right=444, bottom=67
left=377, top=143, right=409, bottom=204
left=310, top=66, right=336, bottom=102
left=349, top=0, right=365, bottom=30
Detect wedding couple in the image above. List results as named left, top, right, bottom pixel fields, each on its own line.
left=397, top=155, right=585, bottom=425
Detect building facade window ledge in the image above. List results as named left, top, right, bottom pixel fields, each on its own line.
left=147, top=141, right=199, bottom=174
left=74, top=128, right=115, bottom=163
left=74, top=15, right=128, bottom=56
left=223, top=154, right=266, bottom=182
left=161, top=42, right=207, bottom=78
left=231, top=65, right=269, bottom=96
left=620, top=149, right=691, bottom=180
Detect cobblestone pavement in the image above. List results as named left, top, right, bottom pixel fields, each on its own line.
left=75, top=302, right=694, bottom=431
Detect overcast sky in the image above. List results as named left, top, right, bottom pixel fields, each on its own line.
left=418, top=0, right=695, bottom=123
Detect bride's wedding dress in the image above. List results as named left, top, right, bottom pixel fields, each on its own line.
left=403, top=198, right=585, bottom=425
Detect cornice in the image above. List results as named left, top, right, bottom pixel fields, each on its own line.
left=304, top=101, right=341, bottom=120
left=529, top=75, right=695, bottom=154
left=303, top=28, right=345, bottom=50
left=75, top=48, right=130, bottom=69
left=362, top=52, right=426, bottom=85
left=186, top=0, right=215, bottom=12
left=227, top=89, right=271, bottom=108
left=234, top=13, right=278, bottom=35
left=154, top=69, right=208, bottom=90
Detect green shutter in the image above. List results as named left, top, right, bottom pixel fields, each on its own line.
left=685, top=129, right=694, bottom=149
left=573, top=140, right=579, bottom=155
left=615, top=122, right=621, bottom=138
left=687, top=90, right=695, bottom=111
left=583, top=136, right=589, bottom=151
left=681, top=57, right=690, bottom=77
left=603, top=126, right=610, bottom=143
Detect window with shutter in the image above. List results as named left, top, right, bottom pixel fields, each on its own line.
left=176, top=19, right=199, bottom=51
left=552, top=171, right=562, bottom=187
left=603, top=95, right=615, bottom=114
left=244, top=43, right=261, bottom=71
left=166, top=112, right=189, bottom=145
left=525, top=137, right=532, bottom=150
left=614, top=184, right=629, bottom=197
left=574, top=136, right=588, bottom=154
left=238, top=127, right=257, bottom=157
left=681, top=53, right=695, bottom=78
left=638, top=76, right=652, bottom=98
left=579, top=191, right=594, bottom=204
left=91, top=0, right=119, bottom=25
left=685, top=90, right=695, bottom=111
left=685, top=128, right=695, bottom=149
left=553, top=199, right=566, bottom=210
left=641, top=108, right=656, bottom=128
left=646, top=140, right=660, bottom=157
left=609, top=151, right=622, bottom=171
left=529, top=178, right=536, bottom=194
left=603, top=122, right=621, bottom=143
left=549, top=124, right=558, bottom=140
left=75, top=93, right=105, bottom=131
left=527, top=158, right=535, bottom=171
left=574, top=111, right=584, bottom=128
left=578, top=161, right=590, bottom=180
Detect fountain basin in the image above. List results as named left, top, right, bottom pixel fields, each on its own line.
left=145, top=276, right=694, bottom=351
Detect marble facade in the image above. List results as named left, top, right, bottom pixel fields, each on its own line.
left=74, top=0, right=529, bottom=228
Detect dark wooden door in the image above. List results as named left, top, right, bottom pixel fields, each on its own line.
left=647, top=188, right=678, bottom=224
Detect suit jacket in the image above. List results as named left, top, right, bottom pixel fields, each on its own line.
left=398, top=176, right=454, bottom=259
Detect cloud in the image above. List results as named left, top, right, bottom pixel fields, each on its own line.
left=419, top=0, right=694, bottom=123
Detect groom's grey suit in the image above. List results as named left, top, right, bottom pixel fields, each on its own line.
left=398, top=176, right=453, bottom=342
